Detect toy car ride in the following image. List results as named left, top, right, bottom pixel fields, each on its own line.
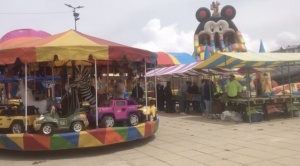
left=88, top=99, right=140, bottom=128
left=138, top=104, right=158, bottom=122
left=0, top=105, right=39, bottom=134
left=33, top=106, right=89, bottom=135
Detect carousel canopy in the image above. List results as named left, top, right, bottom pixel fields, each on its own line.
left=0, top=29, right=156, bottom=64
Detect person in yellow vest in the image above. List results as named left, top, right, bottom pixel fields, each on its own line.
left=225, top=74, right=242, bottom=98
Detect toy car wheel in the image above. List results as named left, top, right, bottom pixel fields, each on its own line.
left=101, top=115, right=115, bottom=128
left=41, top=123, right=54, bottom=135
left=11, top=122, right=24, bottom=134
left=128, top=113, right=139, bottom=126
left=71, top=121, right=84, bottom=132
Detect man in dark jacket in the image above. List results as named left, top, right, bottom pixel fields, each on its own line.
left=164, top=81, right=174, bottom=113
left=131, top=83, right=144, bottom=99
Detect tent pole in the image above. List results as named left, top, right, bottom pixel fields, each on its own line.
left=94, top=59, right=99, bottom=128
left=144, top=60, right=148, bottom=120
left=281, top=66, right=284, bottom=95
left=154, top=63, right=157, bottom=112
left=288, top=63, right=293, bottom=117
left=246, top=67, right=251, bottom=123
left=25, top=63, right=28, bottom=133
left=208, top=68, right=212, bottom=118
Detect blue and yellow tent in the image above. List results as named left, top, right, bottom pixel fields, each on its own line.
left=195, top=52, right=300, bottom=69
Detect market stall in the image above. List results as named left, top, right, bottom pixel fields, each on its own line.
left=194, top=52, right=300, bottom=122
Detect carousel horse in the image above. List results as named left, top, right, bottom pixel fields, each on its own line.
left=16, top=79, right=55, bottom=114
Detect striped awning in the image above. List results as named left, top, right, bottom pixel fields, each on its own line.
left=195, top=52, right=300, bottom=69
left=146, top=62, right=202, bottom=77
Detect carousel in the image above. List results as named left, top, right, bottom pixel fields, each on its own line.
left=0, top=29, right=159, bottom=151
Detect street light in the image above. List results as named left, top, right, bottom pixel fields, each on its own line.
left=65, top=4, right=84, bottom=31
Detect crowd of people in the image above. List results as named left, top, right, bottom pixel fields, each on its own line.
left=129, top=74, right=243, bottom=119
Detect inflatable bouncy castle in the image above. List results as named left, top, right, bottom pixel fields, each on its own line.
left=194, top=1, right=247, bottom=60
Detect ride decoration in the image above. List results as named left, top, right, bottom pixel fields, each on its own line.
left=194, top=1, right=246, bottom=60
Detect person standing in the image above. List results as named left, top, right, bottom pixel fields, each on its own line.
left=203, top=79, right=216, bottom=118
left=131, top=83, right=144, bottom=99
left=191, top=82, right=201, bottom=113
left=225, top=74, right=242, bottom=98
left=156, top=83, right=165, bottom=111
left=185, top=81, right=192, bottom=114
left=164, top=81, right=174, bottom=113
left=177, top=81, right=188, bottom=115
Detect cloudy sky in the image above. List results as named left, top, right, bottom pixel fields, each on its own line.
left=0, top=0, right=299, bottom=54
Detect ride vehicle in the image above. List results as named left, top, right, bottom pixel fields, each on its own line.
left=33, top=106, right=89, bottom=135
left=87, top=99, right=140, bottom=128
left=0, top=104, right=39, bottom=134
left=138, top=99, right=158, bottom=121
left=138, top=105, right=158, bottom=122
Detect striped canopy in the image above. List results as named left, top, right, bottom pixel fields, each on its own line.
left=146, top=62, right=202, bottom=77
left=195, top=52, right=300, bottom=69
left=156, top=52, right=196, bottom=66
left=0, top=29, right=156, bottom=64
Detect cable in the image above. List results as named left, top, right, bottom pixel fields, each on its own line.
left=0, top=11, right=72, bottom=15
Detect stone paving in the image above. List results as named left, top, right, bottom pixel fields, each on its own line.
left=1, top=111, right=300, bottom=166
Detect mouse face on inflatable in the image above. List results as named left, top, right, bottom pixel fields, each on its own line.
left=194, top=5, right=247, bottom=60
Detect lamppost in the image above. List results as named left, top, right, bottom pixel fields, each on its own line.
left=65, top=4, right=84, bottom=31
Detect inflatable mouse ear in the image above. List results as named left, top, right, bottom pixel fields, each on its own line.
left=195, top=7, right=211, bottom=22
left=221, top=5, right=236, bottom=20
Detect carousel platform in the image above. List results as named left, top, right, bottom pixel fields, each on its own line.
left=0, top=120, right=159, bottom=151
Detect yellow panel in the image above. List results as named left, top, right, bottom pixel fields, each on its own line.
left=7, top=134, right=24, bottom=150
left=35, top=46, right=109, bottom=62
left=78, top=131, right=103, bottom=148
left=167, top=54, right=180, bottom=65
left=134, top=123, right=146, bottom=137
left=45, top=30, right=100, bottom=46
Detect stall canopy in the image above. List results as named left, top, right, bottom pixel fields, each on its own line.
left=195, top=52, right=300, bottom=69
left=0, top=29, right=156, bottom=64
left=156, top=52, right=196, bottom=66
left=146, top=61, right=250, bottom=77
left=146, top=61, right=202, bottom=77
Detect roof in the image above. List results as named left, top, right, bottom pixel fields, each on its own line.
left=194, top=52, right=300, bottom=69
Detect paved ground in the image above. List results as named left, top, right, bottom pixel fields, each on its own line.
left=1, top=112, right=300, bottom=166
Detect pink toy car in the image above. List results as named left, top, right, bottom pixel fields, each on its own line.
left=88, top=99, right=140, bottom=128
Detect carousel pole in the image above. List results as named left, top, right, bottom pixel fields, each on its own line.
left=52, top=66, right=55, bottom=100
left=94, top=59, right=99, bottom=128
left=107, top=61, right=109, bottom=93
left=25, top=63, right=28, bottom=133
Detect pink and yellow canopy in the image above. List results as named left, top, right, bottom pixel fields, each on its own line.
left=0, top=29, right=156, bottom=64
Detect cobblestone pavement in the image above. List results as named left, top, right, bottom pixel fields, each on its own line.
left=1, top=111, right=300, bottom=166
